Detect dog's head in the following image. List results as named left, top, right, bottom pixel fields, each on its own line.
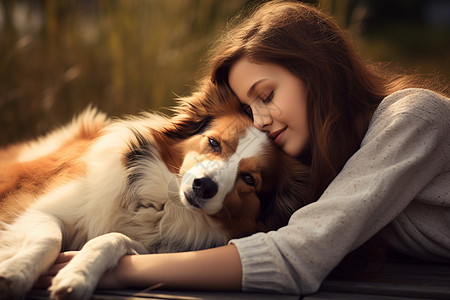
left=170, top=81, right=311, bottom=239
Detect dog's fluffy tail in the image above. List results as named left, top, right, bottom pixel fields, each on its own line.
left=1, top=106, right=108, bottom=164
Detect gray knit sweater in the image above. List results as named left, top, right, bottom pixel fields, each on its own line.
left=230, top=88, right=450, bottom=295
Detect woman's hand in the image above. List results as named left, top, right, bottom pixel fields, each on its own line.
left=34, top=251, right=78, bottom=289
left=35, top=251, right=125, bottom=290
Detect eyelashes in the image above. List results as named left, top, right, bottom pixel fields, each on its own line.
left=261, top=91, right=274, bottom=104
left=241, top=90, right=274, bottom=121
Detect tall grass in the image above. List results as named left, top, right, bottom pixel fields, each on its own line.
left=0, top=0, right=245, bottom=145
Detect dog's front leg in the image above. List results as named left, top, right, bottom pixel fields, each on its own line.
left=49, top=232, right=146, bottom=300
left=0, top=210, right=63, bottom=300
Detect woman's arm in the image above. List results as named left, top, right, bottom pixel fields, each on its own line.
left=38, top=244, right=243, bottom=291
left=104, top=244, right=242, bottom=290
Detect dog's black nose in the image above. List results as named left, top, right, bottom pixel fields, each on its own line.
left=192, top=177, right=218, bottom=199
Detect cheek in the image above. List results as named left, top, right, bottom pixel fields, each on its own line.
left=283, top=134, right=307, bottom=157
left=221, top=190, right=242, bottom=214
left=225, top=183, right=256, bottom=206
left=214, top=187, right=264, bottom=238
left=283, top=108, right=309, bottom=156
left=222, top=183, right=261, bottom=220
left=237, top=192, right=261, bottom=219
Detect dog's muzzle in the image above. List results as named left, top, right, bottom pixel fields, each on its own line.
left=180, top=157, right=237, bottom=214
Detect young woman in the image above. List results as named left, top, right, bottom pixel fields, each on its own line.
left=40, top=0, right=450, bottom=295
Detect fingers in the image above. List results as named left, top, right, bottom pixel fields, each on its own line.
left=46, top=262, right=69, bottom=276
left=54, top=251, right=78, bottom=263
left=34, top=251, right=79, bottom=289
left=44, top=251, right=78, bottom=275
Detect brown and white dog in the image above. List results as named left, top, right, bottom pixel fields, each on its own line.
left=0, top=82, right=310, bottom=299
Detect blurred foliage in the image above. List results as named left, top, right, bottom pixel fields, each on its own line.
left=0, top=0, right=245, bottom=145
left=338, top=0, right=450, bottom=81
left=0, top=0, right=449, bottom=146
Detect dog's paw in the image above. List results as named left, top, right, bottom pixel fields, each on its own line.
left=49, top=272, right=96, bottom=300
left=0, top=275, right=28, bottom=300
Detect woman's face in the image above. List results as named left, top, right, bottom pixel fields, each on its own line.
left=228, top=57, right=309, bottom=157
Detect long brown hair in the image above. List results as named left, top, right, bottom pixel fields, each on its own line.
left=208, top=0, right=448, bottom=201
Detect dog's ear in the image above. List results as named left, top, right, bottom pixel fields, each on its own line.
left=162, top=114, right=212, bottom=139
left=263, top=155, right=311, bottom=231
left=165, top=79, right=242, bottom=139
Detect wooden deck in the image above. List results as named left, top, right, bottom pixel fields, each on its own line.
left=26, top=259, right=450, bottom=300
left=315, top=260, right=450, bottom=300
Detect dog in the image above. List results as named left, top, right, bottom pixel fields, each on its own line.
left=0, top=82, right=310, bottom=299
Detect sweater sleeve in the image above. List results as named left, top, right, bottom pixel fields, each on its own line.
left=230, top=89, right=450, bottom=295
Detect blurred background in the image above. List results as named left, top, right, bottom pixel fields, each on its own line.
left=1, top=0, right=449, bottom=146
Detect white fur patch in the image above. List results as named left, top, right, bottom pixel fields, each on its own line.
left=234, top=126, right=268, bottom=160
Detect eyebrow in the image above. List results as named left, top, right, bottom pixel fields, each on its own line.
left=247, top=79, right=267, bottom=97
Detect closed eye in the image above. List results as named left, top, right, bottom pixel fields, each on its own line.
left=262, top=91, right=274, bottom=104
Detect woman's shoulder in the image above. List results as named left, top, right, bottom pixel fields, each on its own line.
left=373, top=88, right=450, bottom=124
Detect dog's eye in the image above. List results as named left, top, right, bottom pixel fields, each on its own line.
left=208, top=137, right=221, bottom=152
left=241, top=173, right=255, bottom=187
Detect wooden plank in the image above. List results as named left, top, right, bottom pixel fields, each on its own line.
left=26, top=289, right=299, bottom=300
left=320, top=280, right=450, bottom=300
left=303, top=291, right=437, bottom=300
left=318, top=260, right=450, bottom=300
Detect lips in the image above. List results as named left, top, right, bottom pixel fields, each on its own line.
left=268, top=127, right=287, bottom=144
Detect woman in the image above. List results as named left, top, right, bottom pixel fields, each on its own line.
left=41, top=0, right=450, bottom=295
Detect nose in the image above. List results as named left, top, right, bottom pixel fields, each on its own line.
left=192, top=177, right=218, bottom=199
left=252, top=105, right=272, bottom=130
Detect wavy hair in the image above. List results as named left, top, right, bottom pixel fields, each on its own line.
left=208, top=0, right=448, bottom=200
